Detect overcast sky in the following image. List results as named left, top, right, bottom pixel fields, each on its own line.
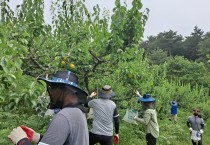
left=7, top=0, right=210, bottom=40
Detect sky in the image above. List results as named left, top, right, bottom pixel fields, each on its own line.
left=6, top=0, right=210, bottom=40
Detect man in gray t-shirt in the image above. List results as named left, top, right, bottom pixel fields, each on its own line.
left=85, top=85, right=119, bottom=145
left=8, top=71, right=89, bottom=145
left=41, top=107, right=88, bottom=145
left=187, top=108, right=204, bottom=145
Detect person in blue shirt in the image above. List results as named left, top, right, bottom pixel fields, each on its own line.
left=169, top=100, right=178, bottom=123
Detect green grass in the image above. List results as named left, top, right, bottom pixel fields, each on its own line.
left=118, top=109, right=208, bottom=145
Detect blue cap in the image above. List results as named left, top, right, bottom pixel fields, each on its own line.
left=38, top=71, right=88, bottom=102
left=138, top=94, right=155, bottom=102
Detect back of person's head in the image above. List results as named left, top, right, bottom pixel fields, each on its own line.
left=171, top=100, right=177, bottom=106
left=98, top=85, right=115, bottom=99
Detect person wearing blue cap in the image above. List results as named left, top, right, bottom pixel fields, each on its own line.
left=134, top=90, right=159, bottom=145
left=8, top=70, right=89, bottom=145
left=84, top=85, right=119, bottom=145
left=169, top=100, right=178, bottom=123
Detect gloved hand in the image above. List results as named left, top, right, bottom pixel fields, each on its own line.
left=114, top=134, right=119, bottom=144
left=135, top=90, right=141, bottom=96
left=8, top=127, right=28, bottom=144
left=133, top=116, right=138, bottom=120
left=21, top=125, right=40, bottom=143
left=189, top=127, right=193, bottom=132
left=200, top=129, right=204, bottom=134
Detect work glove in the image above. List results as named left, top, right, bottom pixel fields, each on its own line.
left=8, top=127, right=28, bottom=145
left=114, top=134, right=119, bottom=144
left=200, top=129, right=204, bottom=134
left=133, top=116, right=138, bottom=120
left=135, top=90, right=141, bottom=96
left=21, top=125, right=40, bottom=143
left=189, top=127, right=193, bottom=132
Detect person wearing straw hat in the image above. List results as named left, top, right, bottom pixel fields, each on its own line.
left=85, top=85, right=119, bottom=145
left=8, top=70, right=89, bottom=145
left=134, top=90, right=159, bottom=145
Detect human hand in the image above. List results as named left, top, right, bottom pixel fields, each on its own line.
left=21, top=125, right=40, bottom=143
left=189, top=127, right=193, bottom=132
left=114, top=134, right=119, bottom=144
left=90, top=91, right=97, bottom=98
left=200, top=129, right=204, bottom=134
left=8, top=127, right=27, bottom=144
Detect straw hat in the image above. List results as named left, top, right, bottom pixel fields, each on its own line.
left=98, top=85, right=115, bottom=99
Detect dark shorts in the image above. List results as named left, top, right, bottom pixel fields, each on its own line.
left=89, top=132, right=113, bottom=145
left=146, top=133, right=156, bottom=145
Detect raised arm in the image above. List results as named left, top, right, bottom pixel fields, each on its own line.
left=135, top=90, right=142, bottom=97
left=84, top=91, right=97, bottom=107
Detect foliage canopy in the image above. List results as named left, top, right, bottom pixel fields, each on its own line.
left=0, top=0, right=210, bottom=144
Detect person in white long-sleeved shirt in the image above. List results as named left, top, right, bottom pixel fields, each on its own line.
left=134, top=91, right=159, bottom=145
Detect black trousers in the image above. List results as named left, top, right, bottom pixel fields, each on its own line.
left=192, top=140, right=202, bottom=145
left=146, top=133, right=156, bottom=145
left=190, top=132, right=202, bottom=145
left=191, top=135, right=202, bottom=145
left=89, top=132, right=113, bottom=145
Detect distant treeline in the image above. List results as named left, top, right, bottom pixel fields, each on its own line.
left=141, top=26, right=210, bottom=69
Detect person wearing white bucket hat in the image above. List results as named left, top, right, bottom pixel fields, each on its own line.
left=85, top=85, right=120, bottom=145
left=8, top=70, right=89, bottom=145
left=169, top=100, right=178, bottom=123
left=134, top=90, right=159, bottom=145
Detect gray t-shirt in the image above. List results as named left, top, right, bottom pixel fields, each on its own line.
left=88, top=99, right=118, bottom=136
left=40, top=107, right=89, bottom=145
left=187, top=115, right=204, bottom=131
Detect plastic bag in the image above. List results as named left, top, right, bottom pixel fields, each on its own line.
left=87, top=108, right=94, bottom=119
left=122, top=108, right=138, bottom=124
